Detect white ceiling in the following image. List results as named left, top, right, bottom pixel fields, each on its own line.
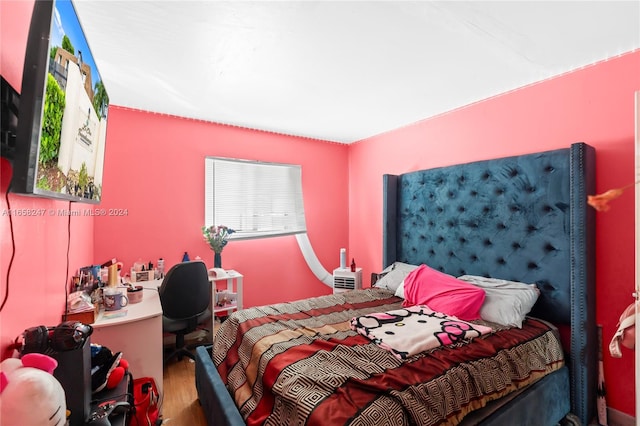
left=72, top=1, right=640, bottom=144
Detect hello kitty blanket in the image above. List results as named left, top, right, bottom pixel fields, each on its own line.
left=350, top=305, right=493, bottom=359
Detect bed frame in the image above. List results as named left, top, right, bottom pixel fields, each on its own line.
left=195, top=142, right=596, bottom=425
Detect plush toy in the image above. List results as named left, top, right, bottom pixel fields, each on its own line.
left=91, top=344, right=129, bottom=392
left=0, top=353, right=67, bottom=426
left=610, top=301, right=637, bottom=357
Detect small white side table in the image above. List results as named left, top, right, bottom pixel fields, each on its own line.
left=209, top=270, right=243, bottom=334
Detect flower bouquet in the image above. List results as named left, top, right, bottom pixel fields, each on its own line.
left=202, top=225, right=235, bottom=268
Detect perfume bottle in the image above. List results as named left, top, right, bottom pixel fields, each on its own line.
left=350, top=258, right=356, bottom=272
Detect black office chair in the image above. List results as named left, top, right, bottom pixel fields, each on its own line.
left=159, top=260, right=212, bottom=364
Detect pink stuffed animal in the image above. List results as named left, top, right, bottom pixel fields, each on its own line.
left=0, top=353, right=67, bottom=425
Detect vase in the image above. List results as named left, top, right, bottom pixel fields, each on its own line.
left=214, top=252, right=222, bottom=269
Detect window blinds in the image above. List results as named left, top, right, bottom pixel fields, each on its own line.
left=205, top=157, right=307, bottom=240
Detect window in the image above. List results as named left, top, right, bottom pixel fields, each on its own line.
left=205, top=157, right=307, bottom=240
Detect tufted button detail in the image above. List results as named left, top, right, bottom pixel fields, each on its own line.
left=497, top=223, right=506, bottom=230
left=537, top=280, right=553, bottom=291
left=527, top=262, right=538, bottom=270
left=483, top=239, right=492, bottom=247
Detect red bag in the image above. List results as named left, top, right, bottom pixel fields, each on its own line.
left=132, top=377, right=160, bottom=426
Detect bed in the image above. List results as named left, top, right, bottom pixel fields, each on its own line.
left=195, top=142, right=596, bottom=425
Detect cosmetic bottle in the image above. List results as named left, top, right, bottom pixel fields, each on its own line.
left=157, top=258, right=164, bottom=278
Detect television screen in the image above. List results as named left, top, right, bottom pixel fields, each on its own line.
left=12, top=0, right=109, bottom=204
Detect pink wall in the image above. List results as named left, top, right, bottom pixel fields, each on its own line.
left=93, top=107, right=349, bottom=308
left=3, top=0, right=640, bottom=418
left=350, top=51, right=640, bottom=416
left=0, top=0, right=96, bottom=359
left=1, top=0, right=348, bottom=356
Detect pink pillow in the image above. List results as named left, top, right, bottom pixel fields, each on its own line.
left=402, top=264, right=485, bottom=321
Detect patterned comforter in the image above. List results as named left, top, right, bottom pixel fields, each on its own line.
left=213, top=288, right=565, bottom=426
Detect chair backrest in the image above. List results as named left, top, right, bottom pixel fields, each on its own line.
left=158, top=261, right=210, bottom=320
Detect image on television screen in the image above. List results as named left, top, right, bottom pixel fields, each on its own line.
left=34, top=0, right=109, bottom=202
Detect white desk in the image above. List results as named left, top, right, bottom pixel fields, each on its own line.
left=89, top=272, right=242, bottom=399
left=92, top=284, right=163, bottom=398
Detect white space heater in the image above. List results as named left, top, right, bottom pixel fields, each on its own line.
left=333, top=268, right=363, bottom=294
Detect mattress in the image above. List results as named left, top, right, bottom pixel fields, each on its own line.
left=213, top=288, right=565, bottom=426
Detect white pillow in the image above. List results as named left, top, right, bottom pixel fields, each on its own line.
left=394, top=281, right=405, bottom=298
left=457, top=275, right=540, bottom=328
left=373, top=262, right=418, bottom=293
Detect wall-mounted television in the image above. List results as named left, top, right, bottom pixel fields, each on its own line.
left=11, top=0, right=109, bottom=204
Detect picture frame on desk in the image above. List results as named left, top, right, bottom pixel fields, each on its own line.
left=131, top=270, right=154, bottom=282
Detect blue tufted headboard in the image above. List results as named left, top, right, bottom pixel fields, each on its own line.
left=382, top=142, right=596, bottom=424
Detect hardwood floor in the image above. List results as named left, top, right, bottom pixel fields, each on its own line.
left=160, top=355, right=208, bottom=425
left=159, top=321, right=222, bottom=425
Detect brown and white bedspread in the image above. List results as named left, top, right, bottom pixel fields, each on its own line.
left=213, top=288, right=565, bottom=426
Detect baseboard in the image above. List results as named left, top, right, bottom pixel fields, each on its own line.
left=607, top=407, right=635, bottom=426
